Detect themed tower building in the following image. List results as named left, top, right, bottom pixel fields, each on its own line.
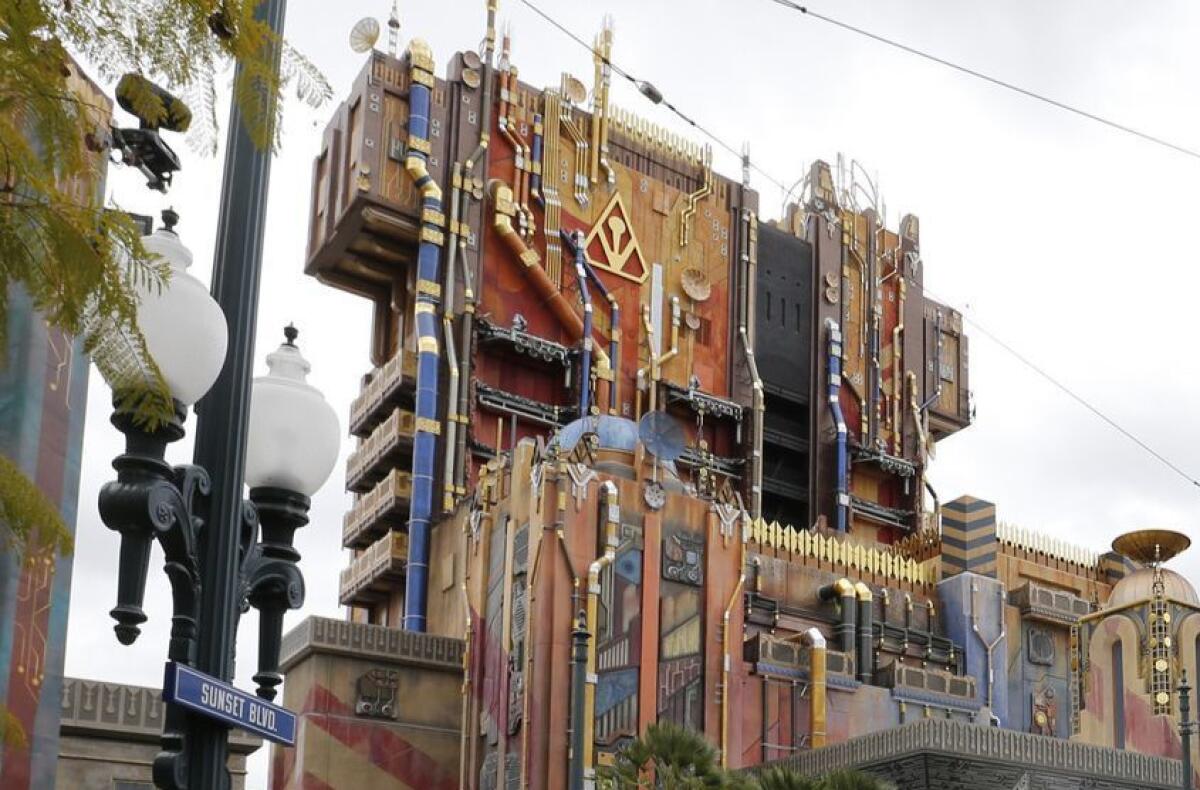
left=274, top=6, right=1199, bottom=789
left=0, top=56, right=105, bottom=790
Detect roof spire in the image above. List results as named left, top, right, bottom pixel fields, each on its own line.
left=387, top=2, right=401, bottom=57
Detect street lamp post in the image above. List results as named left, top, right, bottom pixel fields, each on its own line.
left=100, top=1, right=309, bottom=786
left=1181, top=670, right=1195, bottom=790
left=100, top=220, right=338, bottom=788
left=187, top=0, right=287, bottom=786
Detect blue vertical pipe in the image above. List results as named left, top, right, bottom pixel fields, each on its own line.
left=578, top=254, right=619, bottom=414
left=563, top=230, right=593, bottom=416
left=826, top=319, right=848, bottom=533
left=531, top=113, right=544, bottom=207
left=402, top=42, right=443, bottom=632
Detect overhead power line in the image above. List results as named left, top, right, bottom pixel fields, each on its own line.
left=514, top=0, right=1200, bottom=494
left=764, top=0, right=1200, bottom=163
left=928, top=293, right=1200, bottom=490
left=515, top=0, right=790, bottom=192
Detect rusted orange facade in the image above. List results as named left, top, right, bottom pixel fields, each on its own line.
left=276, top=6, right=1200, bottom=789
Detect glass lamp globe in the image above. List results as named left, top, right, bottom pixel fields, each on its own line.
left=137, top=213, right=228, bottom=406
left=245, top=327, right=341, bottom=497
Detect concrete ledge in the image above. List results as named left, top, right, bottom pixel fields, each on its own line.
left=279, top=615, right=464, bottom=673
left=757, top=718, right=1181, bottom=790
left=60, top=676, right=260, bottom=753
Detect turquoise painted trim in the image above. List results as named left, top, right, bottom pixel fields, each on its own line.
left=0, top=285, right=49, bottom=727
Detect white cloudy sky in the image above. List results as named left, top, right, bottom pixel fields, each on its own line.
left=63, top=1, right=1200, bottom=786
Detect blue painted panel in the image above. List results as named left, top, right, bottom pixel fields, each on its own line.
left=937, top=572, right=1009, bottom=727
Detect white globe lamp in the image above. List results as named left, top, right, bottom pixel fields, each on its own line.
left=244, top=326, right=340, bottom=497
left=136, top=210, right=228, bottom=406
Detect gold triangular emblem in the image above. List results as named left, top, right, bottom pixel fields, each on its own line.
left=584, top=192, right=648, bottom=283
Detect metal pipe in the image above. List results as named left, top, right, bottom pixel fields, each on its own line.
left=491, top=183, right=608, bottom=369
left=583, top=481, right=620, bottom=784
left=819, top=579, right=856, bottom=655
left=565, top=229, right=594, bottom=416
left=892, top=279, right=905, bottom=455
left=186, top=0, right=286, bottom=781
left=536, top=467, right=578, bottom=790
left=519, top=520, right=546, bottom=790
left=854, top=582, right=874, bottom=683
left=458, top=582, right=473, bottom=789
left=636, top=305, right=659, bottom=419
left=867, top=220, right=881, bottom=449
left=738, top=327, right=764, bottom=520
left=441, top=163, right=464, bottom=513
left=530, top=113, right=544, bottom=206
left=402, top=39, right=444, bottom=632
left=578, top=254, right=620, bottom=415
left=721, top=539, right=747, bottom=770
left=1180, top=670, right=1194, bottom=790
left=970, top=580, right=1006, bottom=715
left=826, top=320, right=849, bottom=533
left=637, top=296, right=680, bottom=418
left=658, top=296, right=681, bottom=368
left=920, top=311, right=944, bottom=411
left=569, top=611, right=590, bottom=790
left=924, top=477, right=940, bottom=533
left=455, top=1, right=496, bottom=500
left=907, top=371, right=929, bottom=462
left=802, top=628, right=827, bottom=748
left=679, top=148, right=713, bottom=246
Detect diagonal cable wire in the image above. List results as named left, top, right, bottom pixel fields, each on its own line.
left=927, top=291, right=1200, bottom=489
left=515, top=0, right=1200, bottom=493
left=764, top=0, right=1200, bottom=162
left=515, top=0, right=791, bottom=192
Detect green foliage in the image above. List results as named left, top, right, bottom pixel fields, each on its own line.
left=0, top=456, right=73, bottom=557
left=0, top=705, right=28, bottom=749
left=756, top=767, right=892, bottom=790
left=596, top=723, right=891, bottom=790
left=598, top=722, right=727, bottom=789
left=0, top=0, right=330, bottom=758
left=1, top=1, right=332, bottom=429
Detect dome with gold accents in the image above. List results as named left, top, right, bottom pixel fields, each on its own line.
left=1106, top=566, right=1200, bottom=610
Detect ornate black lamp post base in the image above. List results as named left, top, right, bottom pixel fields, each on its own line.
left=99, top=402, right=311, bottom=788
left=243, top=486, right=310, bottom=701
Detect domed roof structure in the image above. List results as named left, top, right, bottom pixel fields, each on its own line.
left=549, top=415, right=640, bottom=454
left=1106, top=566, right=1200, bottom=609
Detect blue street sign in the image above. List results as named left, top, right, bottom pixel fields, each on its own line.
left=162, top=662, right=297, bottom=746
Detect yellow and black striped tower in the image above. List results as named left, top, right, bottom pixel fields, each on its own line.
left=941, top=496, right=997, bottom=578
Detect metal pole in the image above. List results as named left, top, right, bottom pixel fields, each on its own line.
left=1181, top=670, right=1194, bottom=790
left=188, top=1, right=287, bottom=786
left=569, top=611, right=590, bottom=790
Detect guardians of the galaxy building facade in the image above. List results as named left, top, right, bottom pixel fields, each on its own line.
left=272, top=6, right=1200, bottom=789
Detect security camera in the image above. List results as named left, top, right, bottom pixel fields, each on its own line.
left=109, top=74, right=192, bottom=192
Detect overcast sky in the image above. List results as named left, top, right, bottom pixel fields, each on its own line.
left=63, top=1, right=1200, bottom=786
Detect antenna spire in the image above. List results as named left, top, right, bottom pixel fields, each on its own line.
left=387, top=2, right=401, bottom=57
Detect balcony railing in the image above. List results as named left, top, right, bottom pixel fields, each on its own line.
left=342, top=469, right=413, bottom=549
left=338, top=530, right=409, bottom=607
left=345, top=407, right=416, bottom=493
left=348, top=351, right=417, bottom=438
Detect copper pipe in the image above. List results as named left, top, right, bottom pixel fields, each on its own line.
left=491, top=182, right=609, bottom=369
left=721, top=536, right=746, bottom=770
left=583, top=481, right=619, bottom=784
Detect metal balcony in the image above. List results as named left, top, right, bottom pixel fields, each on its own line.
left=348, top=351, right=418, bottom=438
left=345, top=406, right=416, bottom=493
left=338, top=530, right=409, bottom=608
left=342, top=469, right=413, bottom=549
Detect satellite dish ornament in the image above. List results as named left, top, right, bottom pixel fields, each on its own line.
left=681, top=267, right=712, bottom=302
left=638, top=411, right=686, bottom=462
left=349, top=17, right=381, bottom=53
left=1111, top=529, right=1191, bottom=565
